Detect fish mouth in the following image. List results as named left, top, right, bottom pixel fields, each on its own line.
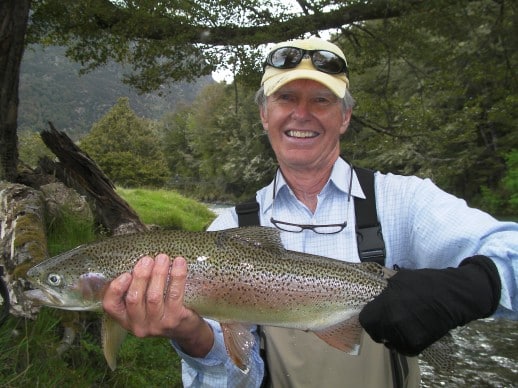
left=24, top=287, right=98, bottom=311
left=25, top=288, right=65, bottom=307
left=285, top=130, right=320, bottom=139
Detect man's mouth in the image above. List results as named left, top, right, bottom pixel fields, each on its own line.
left=285, top=130, right=319, bottom=139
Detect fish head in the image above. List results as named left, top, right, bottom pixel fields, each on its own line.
left=25, top=245, right=112, bottom=311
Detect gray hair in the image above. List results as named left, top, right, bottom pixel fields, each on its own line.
left=254, top=85, right=355, bottom=111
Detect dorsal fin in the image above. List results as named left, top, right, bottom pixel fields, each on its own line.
left=220, top=227, right=285, bottom=253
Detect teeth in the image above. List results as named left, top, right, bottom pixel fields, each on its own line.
left=286, top=130, right=318, bottom=138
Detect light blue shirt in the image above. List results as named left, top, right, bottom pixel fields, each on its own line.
left=173, top=157, right=518, bottom=387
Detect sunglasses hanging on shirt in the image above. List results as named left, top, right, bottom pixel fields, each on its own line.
left=270, top=166, right=353, bottom=234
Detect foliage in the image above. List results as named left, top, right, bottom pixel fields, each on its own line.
left=18, top=130, right=54, bottom=169
left=503, top=150, right=518, bottom=212
left=18, top=45, right=212, bottom=139
left=10, top=0, right=518, bottom=208
left=152, top=0, right=518, bottom=210
left=80, top=97, right=170, bottom=187
left=0, top=308, right=183, bottom=387
left=27, top=0, right=429, bottom=92
left=161, top=83, right=276, bottom=201
left=340, top=0, right=518, bottom=212
left=46, top=205, right=97, bottom=256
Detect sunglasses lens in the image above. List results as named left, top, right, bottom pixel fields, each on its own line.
left=312, top=50, right=346, bottom=74
left=265, top=47, right=348, bottom=76
left=268, top=47, right=303, bottom=69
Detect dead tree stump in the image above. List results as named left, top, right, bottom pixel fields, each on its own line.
left=39, top=122, right=147, bottom=235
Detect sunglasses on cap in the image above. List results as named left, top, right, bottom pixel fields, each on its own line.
left=264, top=46, right=349, bottom=76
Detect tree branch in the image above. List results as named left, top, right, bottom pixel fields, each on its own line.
left=33, top=0, right=431, bottom=46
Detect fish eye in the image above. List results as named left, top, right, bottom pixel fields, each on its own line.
left=47, top=274, right=62, bottom=286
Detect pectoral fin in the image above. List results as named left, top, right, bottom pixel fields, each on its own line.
left=101, top=314, right=128, bottom=370
left=314, top=315, right=363, bottom=355
left=221, top=323, right=255, bottom=373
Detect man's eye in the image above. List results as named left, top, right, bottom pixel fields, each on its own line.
left=277, top=93, right=295, bottom=101
left=314, top=96, right=334, bottom=104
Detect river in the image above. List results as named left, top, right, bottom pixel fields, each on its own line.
left=207, top=205, right=518, bottom=386
left=421, top=318, right=517, bottom=387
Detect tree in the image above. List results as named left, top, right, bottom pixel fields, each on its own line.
left=27, top=0, right=436, bottom=92
left=2, top=0, right=439, bottom=181
left=0, top=0, right=30, bottom=181
left=502, top=150, right=518, bottom=213
left=340, top=0, right=517, bottom=207
left=2, top=0, right=515, bottom=194
left=162, top=83, right=275, bottom=200
left=80, top=97, right=170, bottom=187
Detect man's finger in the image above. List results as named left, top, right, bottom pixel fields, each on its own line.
left=103, top=272, right=132, bottom=323
left=125, top=256, right=154, bottom=314
left=145, top=254, right=171, bottom=316
left=166, top=256, right=187, bottom=305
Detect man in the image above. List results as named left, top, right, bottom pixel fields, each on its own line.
left=103, top=37, right=517, bottom=387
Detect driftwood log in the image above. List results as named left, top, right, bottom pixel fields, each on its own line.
left=40, top=122, right=147, bottom=235
left=0, top=182, right=47, bottom=319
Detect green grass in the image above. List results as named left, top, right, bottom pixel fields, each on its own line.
left=0, top=309, right=183, bottom=387
left=46, top=208, right=97, bottom=256
left=1, top=188, right=217, bottom=387
left=117, top=187, right=216, bottom=231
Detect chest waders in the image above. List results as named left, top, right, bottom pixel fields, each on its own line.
left=236, top=166, right=418, bottom=388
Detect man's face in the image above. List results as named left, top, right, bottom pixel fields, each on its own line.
left=260, top=79, right=351, bottom=172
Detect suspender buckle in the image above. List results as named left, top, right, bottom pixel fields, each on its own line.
left=356, top=224, right=386, bottom=265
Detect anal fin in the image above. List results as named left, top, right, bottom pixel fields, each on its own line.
left=314, top=315, right=363, bottom=355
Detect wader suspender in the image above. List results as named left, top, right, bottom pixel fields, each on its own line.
left=235, top=166, right=409, bottom=388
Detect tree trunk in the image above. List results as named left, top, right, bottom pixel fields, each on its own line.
left=40, top=122, right=147, bottom=235
left=0, top=0, right=31, bottom=182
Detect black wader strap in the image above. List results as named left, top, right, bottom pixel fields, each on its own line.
left=235, top=198, right=260, bottom=226
left=353, top=168, right=407, bottom=388
left=353, top=166, right=386, bottom=266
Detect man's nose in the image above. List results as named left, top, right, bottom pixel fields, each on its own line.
left=291, top=100, right=311, bottom=120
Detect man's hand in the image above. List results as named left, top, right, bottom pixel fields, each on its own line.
left=359, top=255, right=501, bottom=356
left=102, top=255, right=214, bottom=358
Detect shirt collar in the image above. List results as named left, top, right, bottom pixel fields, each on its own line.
left=330, top=157, right=366, bottom=200
left=262, top=157, right=366, bottom=215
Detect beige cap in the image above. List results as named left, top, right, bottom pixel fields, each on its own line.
left=261, top=37, right=349, bottom=98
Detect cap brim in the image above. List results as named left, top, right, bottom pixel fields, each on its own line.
left=262, top=67, right=348, bottom=98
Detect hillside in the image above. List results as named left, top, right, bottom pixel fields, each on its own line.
left=18, top=45, right=214, bottom=140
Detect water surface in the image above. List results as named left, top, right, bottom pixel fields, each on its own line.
left=421, top=318, right=518, bottom=387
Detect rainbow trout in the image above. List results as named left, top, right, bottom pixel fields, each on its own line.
left=25, top=226, right=395, bottom=370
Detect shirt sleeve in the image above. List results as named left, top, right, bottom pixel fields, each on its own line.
left=171, top=208, right=265, bottom=387
left=377, top=172, right=518, bottom=319
left=172, top=319, right=264, bottom=388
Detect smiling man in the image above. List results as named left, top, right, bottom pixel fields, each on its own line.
left=102, top=37, right=518, bottom=388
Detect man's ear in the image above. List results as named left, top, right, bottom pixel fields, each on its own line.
left=260, top=105, right=269, bottom=131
